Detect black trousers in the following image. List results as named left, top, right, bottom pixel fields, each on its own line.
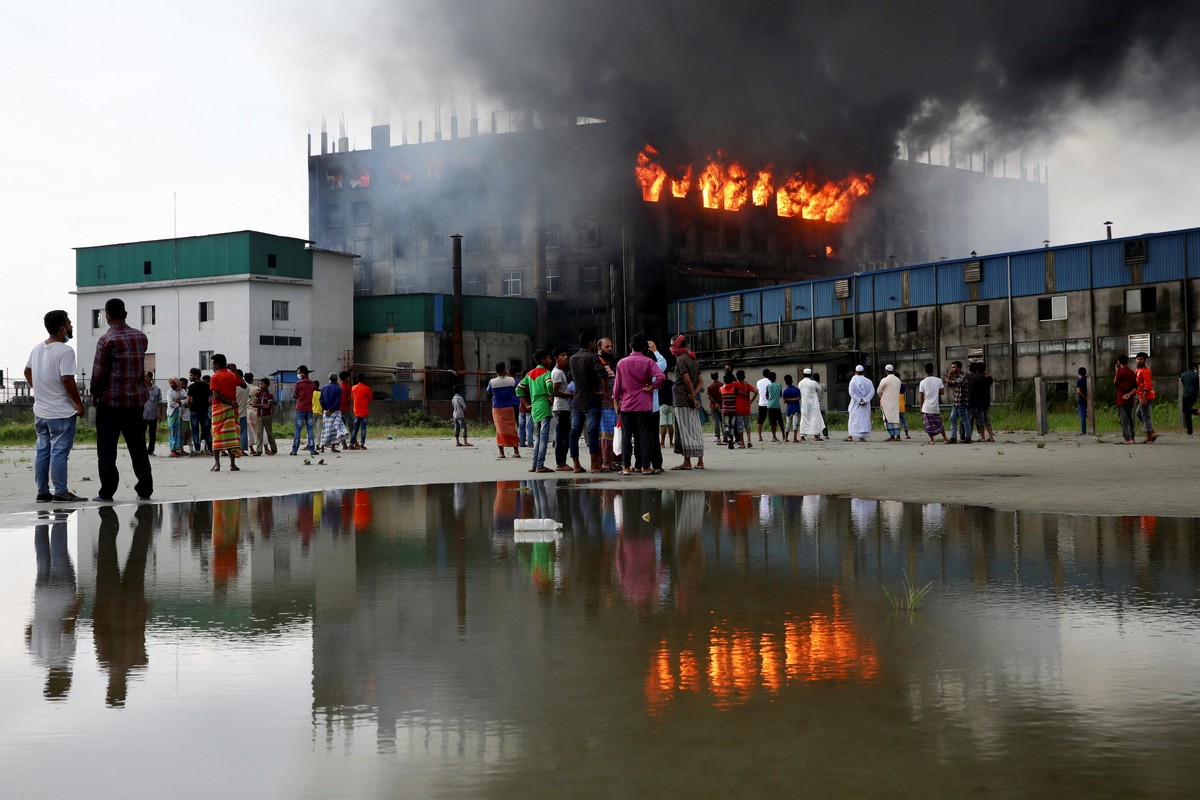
left=620, top=410, right=660, bottom=470
left=144, top=418, right=158, bottom=454
left=554, top=410, right=572, bottom=466
left=96, top=404, right=153, bottom=500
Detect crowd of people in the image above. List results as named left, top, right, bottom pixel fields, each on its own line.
left=23, top=301, right=1196, bottom=504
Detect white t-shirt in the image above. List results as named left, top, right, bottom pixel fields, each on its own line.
left=551, top=366, right=570, bottom=412
left=918, top=376, right=944, bottom=414
left=25, top=341, right=78, bottom=419
left=756, top=377, right=770, bottom=407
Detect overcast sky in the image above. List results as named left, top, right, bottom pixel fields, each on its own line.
left=3, top=1, right=1198, bottom=384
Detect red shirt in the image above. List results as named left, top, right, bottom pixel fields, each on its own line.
left=351, top=383, right=372, bottom=417
left=293, top=377, right=316, bottom=411
left=1135, top=366, right=1155, bottom=403
left=209, top=368, right=240, bottom=412
left=735, top=382, right=753, bottom=416
left=339, top=380, right=353, bottom=411
left=706, top=380, right=723, bottom=409
left=1113, top=366, right=1137, bottom=408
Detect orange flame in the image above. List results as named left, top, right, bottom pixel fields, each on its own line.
left=635, top=144, right=874, bottom=224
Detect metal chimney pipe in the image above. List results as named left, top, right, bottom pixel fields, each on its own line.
left=451, top=234, right=465, bottom=376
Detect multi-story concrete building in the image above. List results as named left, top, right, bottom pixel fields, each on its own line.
left=73, top=231, right=354, bottom=386
left=306, top=118, right=1047, bottom=349
left=668, top=227, right=1200, bottom=405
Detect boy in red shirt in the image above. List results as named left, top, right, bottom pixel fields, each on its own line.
left=350, top=372, right=373, bottom=449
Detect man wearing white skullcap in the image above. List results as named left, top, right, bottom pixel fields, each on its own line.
left=797, top=368, right=823, bottom=441
left=877, top=364, right=903, bottom=441
left=846, top=365, right=874, bottom=441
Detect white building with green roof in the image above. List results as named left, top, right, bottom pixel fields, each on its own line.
left=73, top=231, right=354, bottom=385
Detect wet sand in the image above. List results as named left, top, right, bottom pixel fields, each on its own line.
left=0, top=428, right=1194, bottom=522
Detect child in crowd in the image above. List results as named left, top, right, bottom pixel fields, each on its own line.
left=452, top=384, right=471, bottom=447
left=658, top=378, right=675, bottom=448
left=781, top=374, right=801, bottom=442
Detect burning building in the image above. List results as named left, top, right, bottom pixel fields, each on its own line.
left=307, top=114, right=1047, bottom=355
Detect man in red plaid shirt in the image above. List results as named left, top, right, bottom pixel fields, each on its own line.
left=90, top=298, right=153, bottom=501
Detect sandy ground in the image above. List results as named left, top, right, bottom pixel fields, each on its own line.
left=0, top=427, right=1194, bottom=523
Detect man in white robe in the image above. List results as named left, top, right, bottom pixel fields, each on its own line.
left=876, top=364, right=902, bottom=442
left=846, top=364, right=874, bottom=441
left=797, top=369, right=824, bottom=441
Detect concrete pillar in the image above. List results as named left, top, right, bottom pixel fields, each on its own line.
left=1034, top=376, right=1049, bottom=435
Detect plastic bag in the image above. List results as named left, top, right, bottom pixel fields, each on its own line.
left=612, top=419, right=623, bottom=456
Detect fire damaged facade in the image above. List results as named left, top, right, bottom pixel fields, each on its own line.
left=307, top=117, right=1047, bottom=360
left=668, top=227, right=1200, bottom=406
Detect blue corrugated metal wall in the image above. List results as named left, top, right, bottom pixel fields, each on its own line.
left=1054, top=248, right=1090, bottom=292
left=665, top=225, right=1200, bottom=326
left=1091, top=242, right=1127, bottom=288
left=1144, top=234, right=1186, bottom=282
left=1010, top=252, right=1046, bottom=296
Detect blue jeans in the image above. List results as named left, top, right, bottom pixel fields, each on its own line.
left=352, top=415, right=368, bottom=445
left=292, top=411, right=316, bottom=453
left=1077, top=400, right=1088, bottom=433
left=34, top=415, right=77, bottom=495
left=239, top=416, right=249, bottom=451
left=569, top=407, right=601, bottom=460
left=190, top=409, right=211, bottom=452
left=949, top=405, right=971, bottom=441
left=531, top=417, right=552, bottom=469
left=518, top=411, right=532, bottom=446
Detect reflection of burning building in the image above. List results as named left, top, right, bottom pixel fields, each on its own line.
left=307, top=119, right=1047, bottom=353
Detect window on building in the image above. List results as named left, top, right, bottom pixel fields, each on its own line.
left=503, top=270, right=523, bottom=296
left=894, top=310, right=918, bottom=333
left=728, top=329, right=745, bottom=349
left=723, top=225, right=741, bottom=252
left=832, top=317, right=855, bottom=340
left=92, top=309, right=102, bottom=329
left=546, top=266, right=560, bottom=294
left=1125, top=287, right=1156, bottom=314
left=267, top=253, right=277, bottom=269
left=544, top=227, right=560, bottom=249
left=141, top=305, right=156, bottom=326
left=503, top=225, right=522, bottom=249
left=701, top=225, right=720, bottom=250
left=579, top=221, right=599, bottom=247
left=430, top=234, right=447, bottom=257
left=198, top=301, right=214, bottom=323
left=352, top=201, right=371, bottom=226
left=272, top=300, right=289, bottom=321
left=198, top=351, right=213, bottom=370
left=466, top=231, right=484, bottom=254
left=964, top=303, right=990, bottom=327
left=431, top=275, right=449, bottom=294
left=143, top=260, right=152, bottom=275
left=396, top=274, right=413, bottom=294
left=582, top=265, right=601, bottom=293
left=327, top=205, right=344, bottom=228
left=781, top=323, right=797, bottom=345
left=393, top=237, right=409, bottom=260
left=1037, top=295, right=1067, bottom=321
left=466, top=272, right=487, bottom=295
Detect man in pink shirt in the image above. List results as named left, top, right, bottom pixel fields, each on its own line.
left=612, top=333, right=665, bottom=476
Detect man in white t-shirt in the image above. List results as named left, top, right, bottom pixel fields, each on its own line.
left=917, top=362, right=950, bottom=444
left=550, top=346, right=574, bottom=470
left=24, top=310, right=87, bottom=502
left=755, top=368, right=771, bottom=442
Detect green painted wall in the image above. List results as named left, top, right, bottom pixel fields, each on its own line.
left=76, top=231, right=311, bottom=287
left=354, top=294, right=536, bottom=335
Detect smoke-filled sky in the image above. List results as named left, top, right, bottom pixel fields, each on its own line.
left=3, top=0, right=1200, bottom=381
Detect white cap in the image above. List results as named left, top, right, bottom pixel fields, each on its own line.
left=803, top=368, right=812, bottom=375
left=885, top=364, right=894, bottom=371
left=855, top=365, right=864, bottom=372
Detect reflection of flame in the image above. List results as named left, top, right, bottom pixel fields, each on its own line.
left=645, top=589, right=879, bottom=717
left=636, top=144, right=874, bottom=223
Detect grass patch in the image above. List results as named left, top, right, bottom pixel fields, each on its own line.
left=884, top=572, right=934, bottom=610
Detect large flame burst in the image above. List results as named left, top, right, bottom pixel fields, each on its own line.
left=635, top=144, right=874, bottom=224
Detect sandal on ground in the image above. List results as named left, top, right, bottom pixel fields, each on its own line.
left=670, top=465, right=692, bottom=470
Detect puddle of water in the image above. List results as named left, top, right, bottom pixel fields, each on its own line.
left=0, top=485, right=1197, bottom=799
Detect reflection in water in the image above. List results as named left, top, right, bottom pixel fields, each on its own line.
left=26, top=510, right=82, bottom=701
left=2, top=483, right=1198, bottom=797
